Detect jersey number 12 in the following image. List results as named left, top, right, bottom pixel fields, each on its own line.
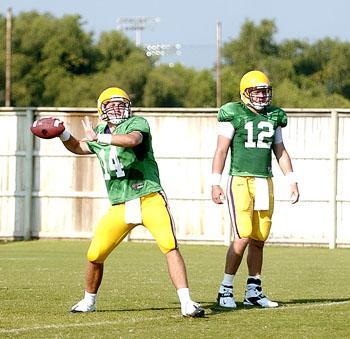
left=244, top=121, right=273, bottom=149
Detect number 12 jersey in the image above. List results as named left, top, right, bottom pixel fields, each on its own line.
left=218, top=102, right=288, bottom=177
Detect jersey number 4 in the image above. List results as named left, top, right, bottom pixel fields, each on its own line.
left=244, top=121, right=274, bottom=149
left=98, top=147, right=125, bottom=180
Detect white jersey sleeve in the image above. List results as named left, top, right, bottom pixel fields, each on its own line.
left=217, top=122, right=235, bottom=139
left=274, top=126, right=283, bottom=144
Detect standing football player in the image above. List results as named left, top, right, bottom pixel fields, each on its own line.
left=211, top=70, right=299, bottom=308
left=56, top=87, right=204, bottom=317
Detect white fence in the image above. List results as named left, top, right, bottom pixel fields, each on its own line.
left=0, top=107, right=349, bottom=248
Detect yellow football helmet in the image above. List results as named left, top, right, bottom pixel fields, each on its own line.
left=240, top=70, right=272, bottom=111
left=97, top=87, right=131, bottom=125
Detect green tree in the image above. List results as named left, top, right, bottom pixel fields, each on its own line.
left=3, top=11, right=350, bottom=108
left=222, top=19, right=278, bottom=72
left=185, top=69, right=216, bottom=107
left=0, top=14, right=6, bottom=103
left=143, top=64, right=187, bottom=107
left=9, top=11, right=99, bottom=106
left=106, top=50, right=153, bottom=106
left=274, top=78, right=350, bottom=108
left=143, top=64, right=215, bottom=107
left=96, top=30, right=137, bottom=69
left=220, top=18, right=350, bottom=108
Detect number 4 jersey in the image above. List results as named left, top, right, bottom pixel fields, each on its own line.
left=87, top=116, right=162, bottom=205
left=218, top=102, right=287, bottom=177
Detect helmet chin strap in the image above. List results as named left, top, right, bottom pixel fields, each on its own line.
left=250, top=102, right=267, bottom=111
left=108, top=118, right=123, bottom=125
left=104, top=107, right=131, bottom=125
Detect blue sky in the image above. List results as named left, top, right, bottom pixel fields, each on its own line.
left=1, top=0, right=349, bottom=69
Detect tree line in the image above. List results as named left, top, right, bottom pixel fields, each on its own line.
left=1, top=12, right=350, bottom=108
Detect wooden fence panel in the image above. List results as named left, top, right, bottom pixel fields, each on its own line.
left=0, top=107, right=349, bottom=247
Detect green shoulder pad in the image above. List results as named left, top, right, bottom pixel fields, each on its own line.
left=267, top=106, right=288, bottom=127
left=277, top=108, right=288, bottom=127
left=124, top=116, right=150, bottom=134
left=217, top=102, right=241, bottom=122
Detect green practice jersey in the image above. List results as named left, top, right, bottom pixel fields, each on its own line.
left=218, top=102, right=287, bottom=177
left=87, top=116, right=162, bottom=204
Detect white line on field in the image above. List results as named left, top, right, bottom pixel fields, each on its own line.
left=1, top=300, right=349, bottom=334
left=0, top=315, right=178, bottom=333
left=0, top=315, right=175, bottom=334
left=236, top=300, right=350, bottom=312
left=0, top=257, right=44, bottom=260
left=275, top=300, right=350, bottom=310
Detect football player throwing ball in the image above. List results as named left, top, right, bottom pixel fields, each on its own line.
left=53, top=87, right=204, bottom=317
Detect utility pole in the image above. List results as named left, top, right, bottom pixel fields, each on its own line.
left=216, top=21, right=222, bottom=108
left=5, top=8, right=12, bottom=107
left=117, top=16, right=160, bottom=47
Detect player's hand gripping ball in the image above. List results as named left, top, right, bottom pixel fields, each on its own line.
left=30, top=117, right=65, bottom=139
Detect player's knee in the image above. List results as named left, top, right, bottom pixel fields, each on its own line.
left=159, top=242, right=177, bottom=254
left=233, top=237, right=250, bottom=246
left=87, top=248, right=106, bottom=263
left=232, top=237, right=249, bottom=255
left=161, top=246, right=177, bottom=254
left=249, top=238, right=265, bottom=248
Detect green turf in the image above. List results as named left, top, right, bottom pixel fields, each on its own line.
left=0, top=240, right=349, bottom=338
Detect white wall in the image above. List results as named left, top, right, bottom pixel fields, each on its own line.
left=0, top=107, right=348, bottom=247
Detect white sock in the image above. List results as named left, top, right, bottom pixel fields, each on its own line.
left=222, top=273, right=235, bottom=287
left=84, top=291, right=97, bottom=304
left=248, top=275, right=261, bottom=280
left=247, top=275, right=261, bottom=284
left=177, top=288, right=191, bottom=305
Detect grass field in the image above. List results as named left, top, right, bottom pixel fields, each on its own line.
left=1, top=240, right=349, bottom=338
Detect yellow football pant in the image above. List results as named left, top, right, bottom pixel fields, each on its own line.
left=87, top=192, right=177, bottom=263
left=226, top=176, right=274, bottom=241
